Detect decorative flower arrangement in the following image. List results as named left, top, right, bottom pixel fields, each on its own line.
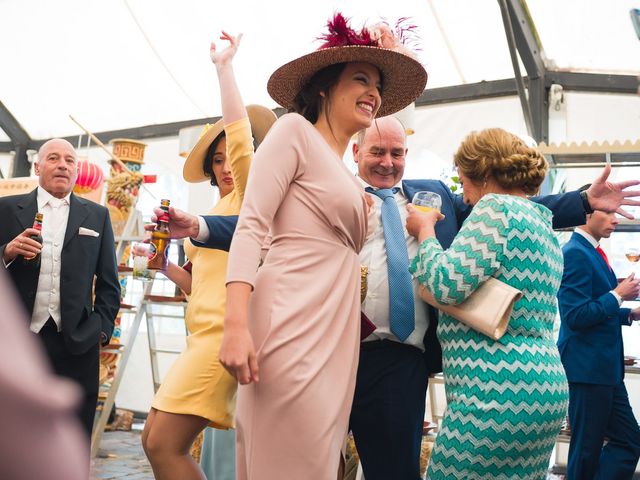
left=318, top=13, right=420, bottom=59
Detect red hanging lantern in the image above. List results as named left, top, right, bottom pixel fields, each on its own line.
left=74, top=159, right=105, bottom=194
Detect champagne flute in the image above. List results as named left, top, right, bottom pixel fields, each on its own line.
left=412, top=191, right=442, bottom=213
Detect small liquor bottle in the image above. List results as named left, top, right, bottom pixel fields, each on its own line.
left=23, top=212, right=44, bottom=267
left=148, top=199, right=171, bottom=271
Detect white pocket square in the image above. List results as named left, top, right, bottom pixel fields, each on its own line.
left=79, top=227, right=99, bottom=237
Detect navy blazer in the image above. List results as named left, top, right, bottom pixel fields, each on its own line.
left=557, top=232, right=630, bottom=385
left=196, top=182, right=586, bottom=251
left=195, top=181, right=588, bottom=374
left=193, top=215, right=238, bottom=252
left=0, top=189, right=120, bottom=355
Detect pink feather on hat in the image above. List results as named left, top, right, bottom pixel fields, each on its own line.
left=317, top=13, right=375, bottom=48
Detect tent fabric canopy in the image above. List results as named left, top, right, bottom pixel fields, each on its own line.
left=1, top=0, right=639, bottom=141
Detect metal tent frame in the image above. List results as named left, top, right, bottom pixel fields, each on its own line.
left=1, top=0, right=638, bottom=174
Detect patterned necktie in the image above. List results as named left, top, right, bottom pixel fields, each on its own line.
left=596, top=245, right=612, bottom=271
left=366, top=187, right=415, bottom=341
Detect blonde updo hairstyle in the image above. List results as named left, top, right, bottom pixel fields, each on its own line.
left=454, top=128, right=548, bottom=196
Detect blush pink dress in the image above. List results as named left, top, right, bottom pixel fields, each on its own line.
left=226, top=113, right=368, bottom=479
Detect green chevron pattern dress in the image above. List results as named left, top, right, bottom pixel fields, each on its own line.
left=410, top=194, right=569, bottom=480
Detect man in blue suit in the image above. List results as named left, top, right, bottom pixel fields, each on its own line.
left=155, top=118, right=640, bottom=480
left=558, top=211, right=640, bottom=479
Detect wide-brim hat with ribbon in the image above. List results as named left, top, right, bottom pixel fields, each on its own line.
left=183, top=104, right=277, bottom=183
left=267, top=14, right=428, bottom=118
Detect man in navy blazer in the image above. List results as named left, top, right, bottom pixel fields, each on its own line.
left=558, top=211, right=640, bottom=479
left=154, top=118, right=640, bottom=479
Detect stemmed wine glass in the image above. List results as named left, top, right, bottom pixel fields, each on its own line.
left=626, top=247, right=640, bottom=272
left=626, top=248, right=640, bottom=262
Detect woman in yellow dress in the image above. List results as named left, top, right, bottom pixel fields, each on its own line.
left=141, top=32, right=276, bottom=480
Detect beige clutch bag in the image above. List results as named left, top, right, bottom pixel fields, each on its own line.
left=418, top=277, right=522, bottom=340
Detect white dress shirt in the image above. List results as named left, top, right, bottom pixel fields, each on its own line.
left=30, top=187, right=71, bottom=333
left=195, top=182, right=432, bottom=350
left=195, top=216, right=210, bottom=243
left=574, top=227, right=623, bottom=306
left=359, top=178, right=430, bottom=351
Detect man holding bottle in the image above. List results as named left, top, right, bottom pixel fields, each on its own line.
left=0, top=138, right=120, bottom=442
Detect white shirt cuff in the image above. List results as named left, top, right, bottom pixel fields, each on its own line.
left=193, top=216, right=210, bottom=243
left=610, top=290, right=623, bottom=306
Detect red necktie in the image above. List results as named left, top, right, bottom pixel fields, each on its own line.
left=596, top=245, right=612, bottom=271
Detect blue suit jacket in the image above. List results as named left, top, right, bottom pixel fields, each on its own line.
left=195, top=181, right=587, bottom=374
left=192, top=215, right=238, bottom=251
left=196, top=182, right=585, bottom=251
left=557, top=232, right=630, bottom=385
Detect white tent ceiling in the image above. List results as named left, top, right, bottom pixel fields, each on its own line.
left=1, top=0, right=639, bottom=140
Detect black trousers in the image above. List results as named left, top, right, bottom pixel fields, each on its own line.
left=37, top=318, right=99, bottom=439
left=349, top=340, right=429, bottom=480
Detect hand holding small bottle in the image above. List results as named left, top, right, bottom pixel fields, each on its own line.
left=3, top=213, right=43, bottom=264
left=148, top=199, right=172, bottom=271
left=145, top=205, right=199, bottom=240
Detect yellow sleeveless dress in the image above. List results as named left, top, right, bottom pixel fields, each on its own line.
left=151, top=117, right=252, bottom=428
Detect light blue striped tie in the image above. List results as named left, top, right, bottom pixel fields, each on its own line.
left=367, top=187, right=415, bottom=341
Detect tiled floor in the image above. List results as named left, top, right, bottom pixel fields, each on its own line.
left=92, top=428, right=571, bottom=480
left=92, top=427, right=153, bottom=479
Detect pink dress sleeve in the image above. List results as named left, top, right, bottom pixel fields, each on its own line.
left=226, top=114, right=307, bottom=287
left=0, top=269, right=87, bottom=480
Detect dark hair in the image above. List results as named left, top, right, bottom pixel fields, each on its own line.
left=291, top=63, right=347, bottom=124
left=202, top=131, right=226, bottom=187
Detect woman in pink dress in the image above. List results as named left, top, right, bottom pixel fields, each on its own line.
left=219, top=14, right=427, bottom=479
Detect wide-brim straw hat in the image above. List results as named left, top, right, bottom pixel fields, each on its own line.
left=183, top=104, right=277, bottom=183
left=267, top=45, right=427, bottom=118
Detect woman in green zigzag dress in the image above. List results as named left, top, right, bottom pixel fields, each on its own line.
left=406, top=128, right=569, bottom=479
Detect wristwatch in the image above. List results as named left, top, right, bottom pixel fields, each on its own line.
left=579, top=188, right=594, bottom=214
